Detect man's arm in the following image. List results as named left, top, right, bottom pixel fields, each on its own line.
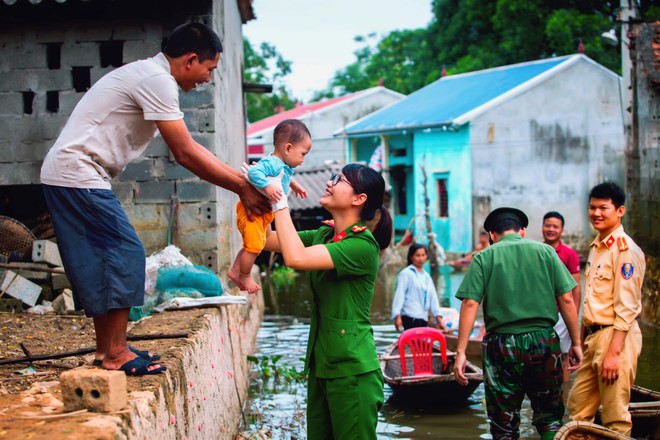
left=453, top=298, right=479, bottom=385
left=571, top=273, right=581, bottom=310
left=156, top=119, right=270, bottom=216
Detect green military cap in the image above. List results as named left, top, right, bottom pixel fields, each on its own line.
left=483, top=207, right=529, bottom=232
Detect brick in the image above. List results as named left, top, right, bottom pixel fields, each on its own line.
left=196, top=109, right=216, bottom=132
left=0, top=270, right=42, bottom=307
left=144, top=137, right=170, bottom=158
left=0, top=162, right=41, bottom=185
left=3, top=262, right=50, bottom=281
left=122, top=40, right=160, bottom=63
left=3, top=43, right=47, bottom=69
left=134, top=181, right=175, bottom=204
left=177, top=181, right=213, bottom=202
left=119, top=158, right=155, bottom=182
left=52, top=289, right=75, bottom=314
left=90, top=66, right=115, bottom=85
left=51, top=273, right=71, bottom=291
left=180, top=89, right=214, bottom=109
left=0, top=69, right=71, bottom=93
left=60, top=368, right=127, bottom=413
left=58, top=90, right=85, bottom=114
left=160, top=159, right=194, bottom=180
left=0, top=93, right=23, bottom=115
left=111, top=181, right=135, bottom=205
left=32, top=240, right=62, bottom=266
left=60, top=42, right=99, bottom=67
left=0, top=298, right=23, bottom=313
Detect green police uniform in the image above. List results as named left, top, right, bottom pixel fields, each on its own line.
left=299, top=221, right=384, bottom=439
left=456, top=233, right=577, bottom=439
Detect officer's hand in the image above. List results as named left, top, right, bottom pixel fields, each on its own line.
left=453, top=352, right=469, bottom=386
left=567, top=345, right=583, bottom=371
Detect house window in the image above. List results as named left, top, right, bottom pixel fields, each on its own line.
left=390, top=166, right=408, bottom=215
left=436, top=178, right=448, bottom=218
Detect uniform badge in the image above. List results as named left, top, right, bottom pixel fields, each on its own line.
left=605, top=235, right=615, bottom=248
left=333, top=231, right=346, bottom=242
left=321, top=219, right=335, bottom=227
left=351, top=225, right=367, bottom=233
left=617, top=237, right=629, bottom=251
left=621, top=263, right=634, bottom=280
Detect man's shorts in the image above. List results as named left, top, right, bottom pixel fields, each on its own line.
left=554, top=314, right=571, bottom=354
left=42, top=185, right=145, bottom=317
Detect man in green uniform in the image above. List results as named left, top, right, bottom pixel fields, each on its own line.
left=453, top=207, right=583, bottom=440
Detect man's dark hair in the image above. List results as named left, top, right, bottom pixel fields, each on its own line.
left=490, top=219, right=522, bottom=235
left=164, top=22, right=223, bottom=63
left=543, top=211, right=565, bottom=227
left=589, top=182, right=626, bottom=208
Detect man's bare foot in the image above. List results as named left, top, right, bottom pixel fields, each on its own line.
left=228, top=269, right=260, bottom=293
left=102, top=348, right=163, bottom=373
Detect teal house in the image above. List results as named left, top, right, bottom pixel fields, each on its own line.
left=338, top=55, right=624, bottom=253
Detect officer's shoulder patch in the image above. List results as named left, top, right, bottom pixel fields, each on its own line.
left=621, top=263, right=634, bottom=280
left=321, top=219, right=335, bottom=227
left=605, top=235, right=615, bottom=248
left=351, top=225, right=367, bottom=233
left=617, top=236, right=629, bottom=252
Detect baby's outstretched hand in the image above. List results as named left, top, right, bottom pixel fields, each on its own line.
left=290, top=180, right=308, bottom=199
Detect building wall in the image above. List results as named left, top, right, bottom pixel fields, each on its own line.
left=413, top=127, right=472, bottom=253
left=0, top=4, right=248, bottom=274
left=250, top=89, right=403, bottom=169
left=470, top=59, right=625, bottom=252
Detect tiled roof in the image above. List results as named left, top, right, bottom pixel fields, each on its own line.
left=288, top=163, right=343, bottom=212
left=340, top=55, right=593, bottom=136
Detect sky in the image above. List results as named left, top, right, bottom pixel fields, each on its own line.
left=243, top=0, right=434, bottom=102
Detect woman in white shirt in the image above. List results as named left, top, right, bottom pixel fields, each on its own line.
left=392, top=243, right=448, bottom=332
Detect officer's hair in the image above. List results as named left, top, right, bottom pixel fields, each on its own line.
left=164, top=22, right=223, bottom=63
left=543, top=211, right=565, bottom=227
left=273, top=119, right=311, bottom=149
left=490, top=219, right=522, bottom=234
left=589, top=182, right=626, bottom=208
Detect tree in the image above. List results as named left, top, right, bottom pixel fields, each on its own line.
left=243, top=38, right=297, bottom=122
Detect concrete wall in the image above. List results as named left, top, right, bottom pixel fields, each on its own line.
left=249, top=88, right=403, bottom=169
left=470, top=58, right=625, bottom=253
left=0, top=3, right=248, bottom=274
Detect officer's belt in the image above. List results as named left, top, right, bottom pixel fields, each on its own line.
left=584, top=324, right=612, bottom=336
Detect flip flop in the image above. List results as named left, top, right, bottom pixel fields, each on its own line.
left=118, top=357, right=167, bottom=376
left=91, top=346, right=161, bottom=367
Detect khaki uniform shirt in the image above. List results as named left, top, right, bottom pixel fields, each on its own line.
left=583, top=225, right=645, bottom=331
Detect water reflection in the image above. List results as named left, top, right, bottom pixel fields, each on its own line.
left=245, top=267, right=659, bottom=439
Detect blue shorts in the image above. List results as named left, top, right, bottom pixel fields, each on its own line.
left=42, top=184, right=145, bottom=317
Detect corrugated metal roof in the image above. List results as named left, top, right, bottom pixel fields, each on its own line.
left=288, top=163, right=343, bottom=212
left=341, top=55, right=578, bottom=136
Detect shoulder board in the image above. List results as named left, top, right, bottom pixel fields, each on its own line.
left=617, top=236, right=629, bottom=252
left=321, top=219, right=334, bottom=227
left=604, top=235, right=615, bottom=248
left=351, top=225, right=368, bottom=233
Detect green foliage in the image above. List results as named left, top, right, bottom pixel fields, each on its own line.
left=243, top=37, right=298, bottom=122
left=247, top=354, right=307, bottom=384
left=270, top=264, right=297, bottom=289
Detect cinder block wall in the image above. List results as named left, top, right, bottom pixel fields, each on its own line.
left=0, top=8, right=247, bottom=274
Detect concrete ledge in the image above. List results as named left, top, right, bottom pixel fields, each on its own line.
left=0, top=289, right=264, bottom=440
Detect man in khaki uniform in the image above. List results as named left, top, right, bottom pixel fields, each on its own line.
left=568, top=182, right=646, bottom=435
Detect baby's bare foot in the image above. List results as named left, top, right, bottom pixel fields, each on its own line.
left=227, top=269, right=246, bottom=290
left=240, top=274, right=261, bottom=294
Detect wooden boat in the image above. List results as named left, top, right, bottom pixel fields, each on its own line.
left=595, top=384, right=660, bottom=439
left=554, top=421, right=634, bottom=439
left=444, top=327, right=484, bottom=363
left=379, top=340, right=483, bottom=406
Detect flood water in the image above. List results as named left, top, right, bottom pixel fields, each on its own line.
left=243, top=263, right=660, bottom=439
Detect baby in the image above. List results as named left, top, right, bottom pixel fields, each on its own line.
left=228, top=119, right=311, bottom=293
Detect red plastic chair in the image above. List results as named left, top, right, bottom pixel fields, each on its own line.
left=398, top=327, right=448, bottom=376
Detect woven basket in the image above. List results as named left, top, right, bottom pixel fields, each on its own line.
left=0, top=215, right=36, bottom=262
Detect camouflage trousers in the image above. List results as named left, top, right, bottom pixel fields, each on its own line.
left=483, top=327, right=564, bottom=439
